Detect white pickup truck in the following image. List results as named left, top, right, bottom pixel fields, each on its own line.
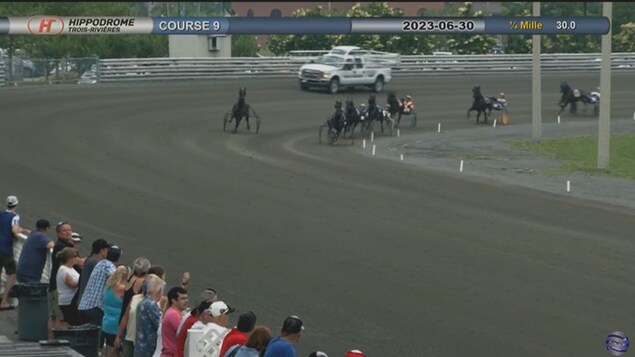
left=297, top=46, right=400, bottom=94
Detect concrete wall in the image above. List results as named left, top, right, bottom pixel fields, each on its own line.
left=168, top=35, right=232, bottom=57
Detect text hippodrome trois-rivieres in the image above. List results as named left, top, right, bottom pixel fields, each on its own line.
left=67, top=18, right=135, bottom=33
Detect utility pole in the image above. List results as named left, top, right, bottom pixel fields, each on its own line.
left=597, top=2, right=612, bottom=169
left=531, top=2, right=541, bottom=141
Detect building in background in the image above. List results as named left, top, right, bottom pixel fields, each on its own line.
left=168, top=35, right=232, bottom=57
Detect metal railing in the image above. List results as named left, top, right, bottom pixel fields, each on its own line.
left=97, top=53, right=635, bottom=82
left=0, top=233, right=53, bottom=304
left=0, top=62, right=5, bottom=87
left=1, top=53, right=633, bottom=85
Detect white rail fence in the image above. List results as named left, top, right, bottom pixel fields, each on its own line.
left=0, top=62, right=5, bottom=87
left=0, top=233, right=52, bottom=305
left=97, top=53, right=635, bottom=82
left=1, top=53, right=633, bottom=85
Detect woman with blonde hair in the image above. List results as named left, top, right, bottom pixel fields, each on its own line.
left=118, top=257, right=151, bottom=326
left=102, top=264, right=129, bottom=357
left=224, top=326, right=273, bottom=357
left=56, top=247, right=81, bottom=326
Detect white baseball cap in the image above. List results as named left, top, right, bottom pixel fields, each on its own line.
left=71, top=232, right=83, bottom=242
left=6, top=195, right=18, bottom=207
left=207, top=301, right=235, bottom=317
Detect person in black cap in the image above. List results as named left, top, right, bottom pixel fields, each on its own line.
left=263, top=315, right=304, bottom=357
left=219, top=311, right=258, bottom=357
left=16, top=219, right=55, bottom=284
left=77, top=238, right=111, bottom=301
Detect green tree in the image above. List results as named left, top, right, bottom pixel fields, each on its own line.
left=231, top=35, right=260, bottom=57
left=269, top=2, right=435, bottom=55
left=614, top=22, right=635, bottom=52
left=268, top=6, right=339, bottom=55
left=446, top=2, right=498, bottom=54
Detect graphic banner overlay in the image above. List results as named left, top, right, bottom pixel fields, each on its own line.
left=8, top=16, right=153, bottom=35
left=0, top=16, right=610, bottom=35
left=152, top=17, right=228, bottom=35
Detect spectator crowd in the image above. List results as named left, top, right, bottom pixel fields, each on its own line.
left=0, top=195, right=367, bottom=357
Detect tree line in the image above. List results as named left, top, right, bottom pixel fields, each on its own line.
left=0, top=2, right=633, bottom=60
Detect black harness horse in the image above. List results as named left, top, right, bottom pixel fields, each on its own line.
left=386, top=92, right=405, bottom=128
left=558, top=82, right=591, bottom=115
left=229, top=87, right=253, bottom=134
left=326, top=100, right=346, bottom=142
left=467, top=86, right=495, bottom=124
left=343, top=98, right=362, bottom=138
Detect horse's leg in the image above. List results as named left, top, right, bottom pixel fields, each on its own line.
left=233, top=116, right=241, bottom=134
left=246, top=113, right=250, bottom=131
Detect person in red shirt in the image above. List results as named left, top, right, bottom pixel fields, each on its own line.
left=219, top=311, right=257, bottom=357
left=176, top=299, right=214, bottom=357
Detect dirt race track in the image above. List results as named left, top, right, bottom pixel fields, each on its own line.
left=2, top=71, right=635, bottom=357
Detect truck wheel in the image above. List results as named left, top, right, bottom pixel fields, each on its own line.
left=329, top=78, right=339, bottom=94
left=373, top=77, right=384, bottom=93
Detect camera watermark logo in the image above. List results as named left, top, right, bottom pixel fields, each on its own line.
left=606, top=331, right=629, bottom=356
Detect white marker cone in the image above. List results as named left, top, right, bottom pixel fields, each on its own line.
left=363, top=139, right=366, bottom=149
left=632, top=112, right=635, bottom=120
left=397, top=128, right=400, bottom=137
left=493, top=119, right=497, bottom=128
left=400, top=153, right=404, bottom=161
left=372, top=144, right=376, bottom=156
left=371, top=132, right=374, bottom=142
left=557, top=115, right=561, bottom=124
left=566, top=180, right=571, bottom=193
left=438, top=123, right=441, bottom=133
left=460, top=160, right=464, bottom=172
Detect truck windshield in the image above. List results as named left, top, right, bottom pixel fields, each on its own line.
left=319, top=55, right=344, bottom=67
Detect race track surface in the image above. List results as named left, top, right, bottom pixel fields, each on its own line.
left=2, top=71, right=634, bottom=357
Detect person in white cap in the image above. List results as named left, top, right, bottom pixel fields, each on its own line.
left=497, top=92, right=507, bottom=107
left=401, top=95, right=418, bottom=128
left=187, top=301, right=234, bottom=357
left=0, top=195, right=30, bottom=310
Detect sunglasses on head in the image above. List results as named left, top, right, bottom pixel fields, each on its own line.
left=56, top=220, right=69, bottom=229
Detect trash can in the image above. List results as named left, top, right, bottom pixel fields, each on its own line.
left=52, top=324, right=102, bottom=357
left=9, top=282, right=49, bottom=341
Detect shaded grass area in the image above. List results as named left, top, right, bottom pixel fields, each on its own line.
left=509, top=134, right=635, bottom=180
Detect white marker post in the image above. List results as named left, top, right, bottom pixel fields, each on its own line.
left=397, top=128, right=400, bottom=137
left=371, top=132, right=374, bottom=142
left=566, top=180, right=571, bottom=192
left=400, top=153, right=404, bottom=161
left=632, top=112, right=635, bottom=120
left=493, top=119, right=497, bottom=128
left=460, top=160, right=464, bottom=172
left=362, top=139, right=366, bottom=149
left=438, top=123, right=441, bottom=133
left=372, top=144, right=376, bottom=156
left=557, top=115, right=561, bottom=124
